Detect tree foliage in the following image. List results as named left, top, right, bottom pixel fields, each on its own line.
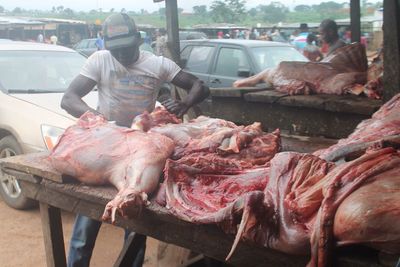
left=210, top=0, right=246, bottom=23
left=294, top=5, right=311, bottom=12
left=259, top=2, right=289, bottom=24
left=193, top=5, right=207, bottom=16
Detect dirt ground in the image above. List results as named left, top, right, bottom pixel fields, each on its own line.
left=0, top=199, right=162, bottom=267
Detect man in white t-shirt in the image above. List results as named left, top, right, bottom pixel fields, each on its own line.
left=61, top=13, right=209, bottom=267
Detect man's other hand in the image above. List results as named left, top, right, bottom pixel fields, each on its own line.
left=161, top=99, right=189, bottom=117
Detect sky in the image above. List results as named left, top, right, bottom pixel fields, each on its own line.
left=1, top=0, right=382, bottom=13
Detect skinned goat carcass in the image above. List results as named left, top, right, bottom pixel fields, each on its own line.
left=49, top=112, right=175, bottom=223
left=258, top=43, right=368, bottom=96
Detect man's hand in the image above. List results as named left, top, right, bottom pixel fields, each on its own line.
left=161, top=99, right=189, bottom=117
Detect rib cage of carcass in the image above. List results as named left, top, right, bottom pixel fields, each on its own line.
left=49, top=95, right=400, bottom=267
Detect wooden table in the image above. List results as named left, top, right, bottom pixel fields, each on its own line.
left=0, top=152, right=393, bottom=267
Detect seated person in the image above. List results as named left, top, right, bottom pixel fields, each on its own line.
left=319, top=19, right=346, bottom=56
left=303, top=33, right=323, bottom=62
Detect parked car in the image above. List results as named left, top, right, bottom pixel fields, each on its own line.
left=0, top=41, right=97, bottom=209
left=179, top=31, right=208, bottom=40
left=74, top=34, right=154, bottom=57
left=180, top=39, right=309, bottom=88
left=72, top=38, right=98, bottom=57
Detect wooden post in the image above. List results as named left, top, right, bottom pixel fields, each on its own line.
left=350, top=0, right=361, bottom=43
left=165, top=0, right=181, bottom=66
left=383, top=0, right=400, bottom=102
left=39, top=202, right=67, bottom=267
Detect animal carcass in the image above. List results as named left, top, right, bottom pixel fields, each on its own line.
left=49, top=112, right=175, bottom=223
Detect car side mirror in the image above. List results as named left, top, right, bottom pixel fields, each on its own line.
left=237, top=70, right=251, bottom=78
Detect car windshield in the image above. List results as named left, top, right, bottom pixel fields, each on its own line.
left=0, top=50, right=86, bottom=93
left=251, top=46, right=308, bottom=70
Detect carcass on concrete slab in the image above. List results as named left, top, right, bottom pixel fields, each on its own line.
left=267, top=43, right=368, bottom=96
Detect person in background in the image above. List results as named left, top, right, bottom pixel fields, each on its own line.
left=259, top=31, right=268, bottom=40
left=95, top=31, right=104, bottom=50
left=37, top=33, right=44, bottom=43
left=50, top=34, right=58, bottom=45
left=289, top=29, right=299, bottom=43
left=217, top=31, right=224, bottom=39
left=292, top=23, right=309, bottom=52
left=303, top=33, right=323, bottom=62
left=319, top=19, right=346, bottom=56
left=155, top=28, right=168, bottom=56
left=62, top=13, right=210, bottom=267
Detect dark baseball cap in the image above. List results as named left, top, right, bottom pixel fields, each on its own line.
left=103, top=13, right=141, bottom=50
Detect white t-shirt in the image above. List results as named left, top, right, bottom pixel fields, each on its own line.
left=81, top=50, right=181, bottom=127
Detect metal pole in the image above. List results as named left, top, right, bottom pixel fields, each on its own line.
left=350, top=0, right=361, bottom=43
left=383, top=0, right=400, bottom=101
left=165, top=0, right=181, bottom=65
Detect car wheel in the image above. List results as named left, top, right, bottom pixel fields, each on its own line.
left=0, top=135, right=36, bottom=210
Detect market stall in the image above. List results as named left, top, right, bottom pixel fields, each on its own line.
left=1, top=150, right=396, bottom=267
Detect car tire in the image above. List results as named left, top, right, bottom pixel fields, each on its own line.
left=0, top=135, right=37, bottom=210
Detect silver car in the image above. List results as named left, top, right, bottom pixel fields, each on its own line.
left=180, top=39, right=309, bottom=88
left=0, top=41, right=97, bottom=209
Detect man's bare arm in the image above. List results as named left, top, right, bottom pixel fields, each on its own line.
left=61, top=74, right=98, bottom=118
left=162, top=70, right=210, bottom=117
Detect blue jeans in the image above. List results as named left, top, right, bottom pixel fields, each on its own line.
left=67, top=214, right=146, bottom=267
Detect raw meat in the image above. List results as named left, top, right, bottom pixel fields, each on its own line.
left=131, top=106, right=181, bottom=131
left=150, top=116, right=280, bottom=161
left=309, top=147, right=400, bottom=266
left=315, top=93, right=400, bottom=161
left=49, top=112, right=175, bottom=223
left=266, top=43, right=368, bottom=95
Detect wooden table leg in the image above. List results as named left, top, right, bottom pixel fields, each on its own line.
left=39, top=202, right=67, bottom=267
left=114, top=232, right=146, bottom=267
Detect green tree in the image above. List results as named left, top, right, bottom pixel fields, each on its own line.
left=259, top=2, right=289, bottom=23
left=56, top=6, right=64, bottom=13
left=193, top=5, right=207, bottom=16
left=63, top=8, right=74, bottom=17
left=12, top=7, right=22, bottom=13
left=312, top=1, right=343, bottom=13
left=210, top=0, right=246, bottom=23
left=248, top=7, right=257, bottom=17
left=294, top=5, right=311, bottom=12
left=158, top=7, right=166, bottom=16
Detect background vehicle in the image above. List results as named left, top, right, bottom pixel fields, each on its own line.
left=0, top=41, right=97, bottom=209
left=180, top=39, right=308, bottom=88
left=72, top=37, right=98, bottom=56
left=179, top=31, right=208, bottom=40
left=74, top=34, right=154, bottom=56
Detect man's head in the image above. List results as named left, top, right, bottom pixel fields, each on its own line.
left=299, top=23, right=308, bottom=33
left=319, top=19, right=338, bottom=44
left=103, top=13, right=142, bottom=67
